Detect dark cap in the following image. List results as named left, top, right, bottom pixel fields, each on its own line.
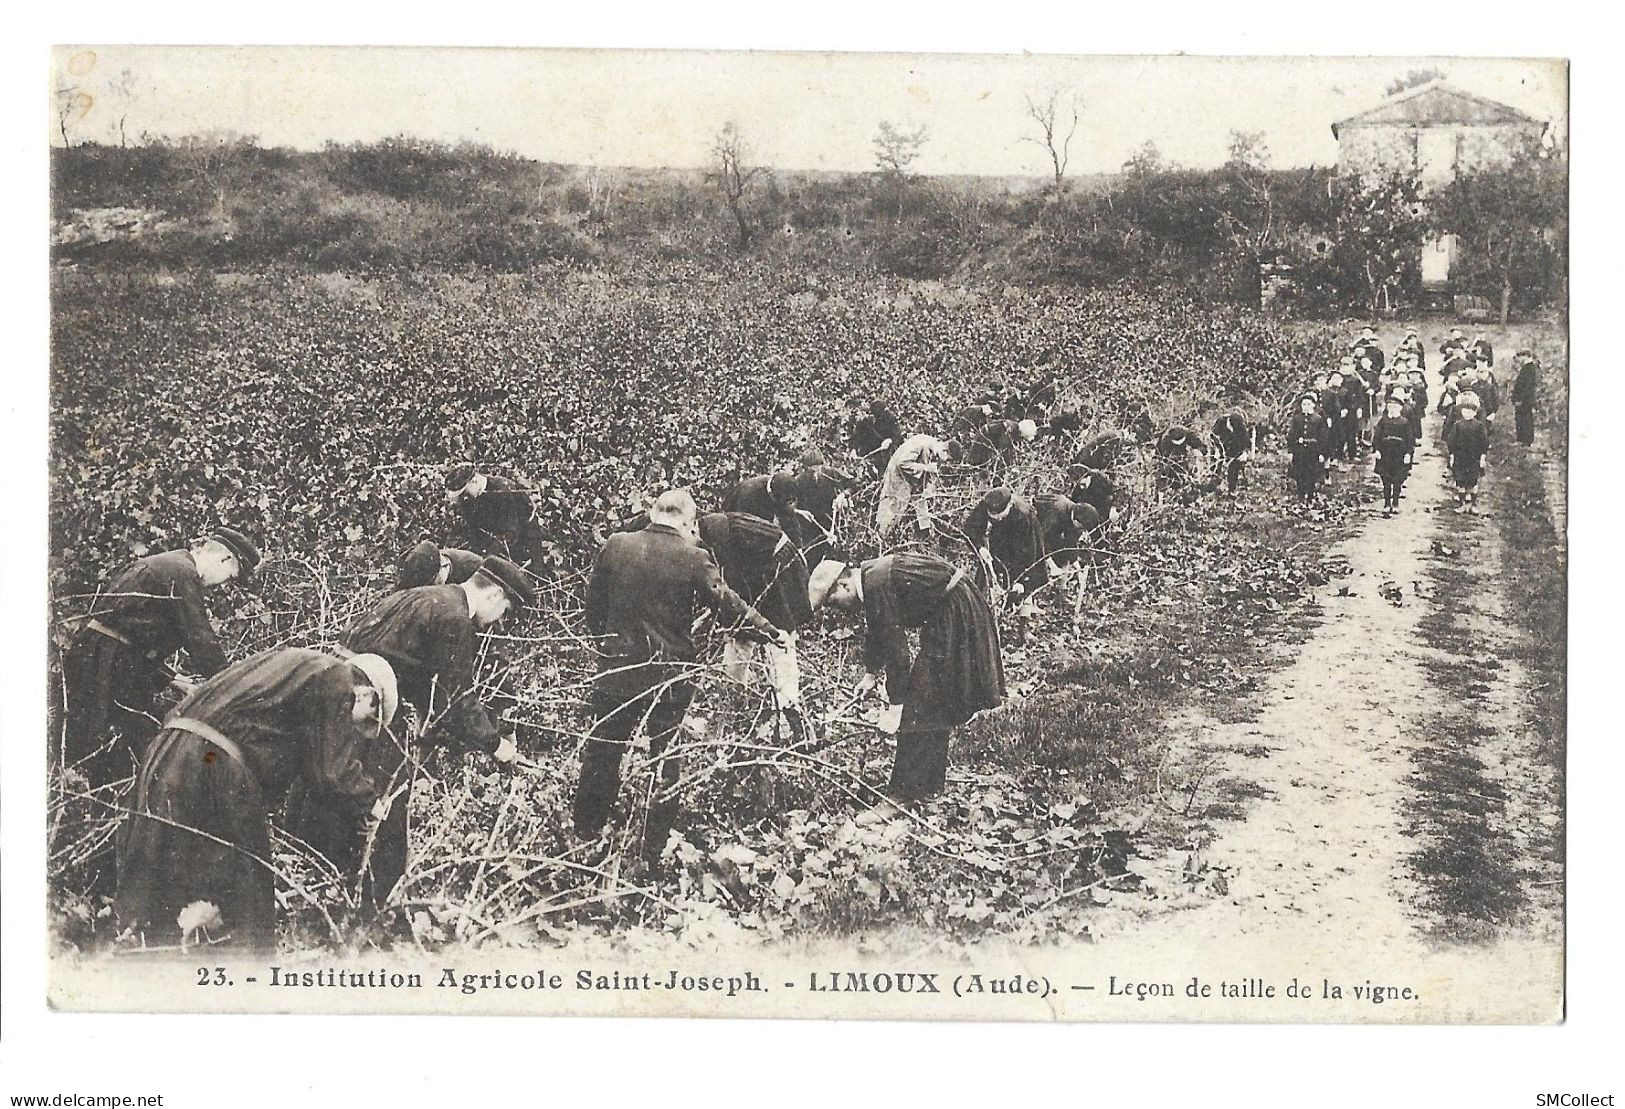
left=475, top=556, right=538, bottom=610
left=797, top=449, right=827, bottom=471
left=984, top=487, right=1013, bottom=515
left=397, top=540, right=442, bottom=591
left=445, top=462, right=478, bottom=492
left=210, top=527, right=262, bottom=575
left=767, top=470, right=800, bottom=505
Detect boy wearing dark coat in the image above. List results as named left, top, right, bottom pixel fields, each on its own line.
left=290, top=556, right=532, bottom=903
left=1321, top=371, right=1351, bottom=464
left=811, top=553, right=1005, bottom=801
left=962, top=488, right=1045, bottom=602
left=59, top=528, right=260, bottom=793
left=1474, top=366, right=1501, bottom=427
left=1446, top=398, right=1492, bottom=513
left=698, top=510, right=814, bottom=742
left=724, top=469, right=810, bottom=550
left=849, top=401, right=904, bottom=479
left=1033, top=494, right=1104, bottom=615
left=1342, top=363, right=1372, bottom=457
left=1154, top=425, right=1206, bottom=495
left=116, top=647, right=392, bottom=950
left=1286, top=394, right=1330, bottom=502
left=1405, top=370, right=1429, bottom=445
left=790, top=452, right=855, bottom=569
left=1065, top=464, right=1118, bottom=526
left=1032, top=495, right=1099, bottom=572
left=1210, top=411, right=1257, bottom=496
left=1075, top=430, right=1137, bottom=473
left=1372, top=394, right=1417, bottom=516
left=444, top=463, right=554, bottom=569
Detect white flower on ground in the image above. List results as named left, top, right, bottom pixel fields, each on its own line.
left=176, top=900, right=224, bottom=950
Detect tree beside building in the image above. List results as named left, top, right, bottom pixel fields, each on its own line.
left=1331, top=79, right=1550, bottom=296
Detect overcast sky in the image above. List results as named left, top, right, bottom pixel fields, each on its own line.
left=50, top=47, right=1567, bottom=175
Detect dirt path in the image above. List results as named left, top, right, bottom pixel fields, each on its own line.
left=1084, top=407, right=1564, bottom=1014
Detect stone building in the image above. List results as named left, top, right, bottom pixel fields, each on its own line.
left=1332, top=80, right=1548, bottom=288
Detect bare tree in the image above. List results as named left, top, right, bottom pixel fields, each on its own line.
left=53, top=81, right=92, bottom=148
left=1021, top=88, right=1081, bottom=196
left=706, top=122, right=768, bottom=250
left=873, top=120, right=927, bottom=176
left=1121, top=140, right=1169, bottom=179
left=873, top=121, right=928, bottom=222
left=174, top=131, right=258, bottom=223
left=1226, top=130, right=1271, bottom=173
left=584, top=164, right=622, bottom=223
left=108, top=68, right=139, bottom=148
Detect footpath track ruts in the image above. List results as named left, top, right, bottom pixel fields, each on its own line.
left=1078, top=406, right=1563, bottom=1018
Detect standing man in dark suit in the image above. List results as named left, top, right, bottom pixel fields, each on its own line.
left=1511, top=351, right=1541, bottom=445
left=574, top=490, right=783, bottom=860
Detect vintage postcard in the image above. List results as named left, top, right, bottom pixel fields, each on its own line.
left=46, top=46, right=1567, bottom=1022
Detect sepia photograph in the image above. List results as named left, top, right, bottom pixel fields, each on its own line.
left=42, top=45, right=1567, bottom=1024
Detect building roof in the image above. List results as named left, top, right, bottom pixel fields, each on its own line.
left=1331, top=79, right=1545, bottom=138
